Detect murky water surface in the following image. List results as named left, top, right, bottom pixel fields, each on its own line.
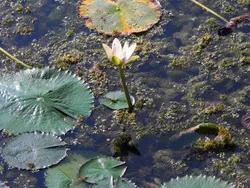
left=0, top=0, right=250, bottom=187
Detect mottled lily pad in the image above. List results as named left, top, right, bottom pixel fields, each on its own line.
left=101, top=91, right=135, bottom=110
left=79, top=0, right=162, bottom=35
left=160, top=175, right=235, bottom=188
left=0, top=67, right=94, bottom=135
left=2, top=133, right=67, bottom=170
left=79, top=157, right=127, bottom=184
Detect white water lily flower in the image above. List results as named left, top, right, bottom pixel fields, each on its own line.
left=102, top=38, right=137, bottom=65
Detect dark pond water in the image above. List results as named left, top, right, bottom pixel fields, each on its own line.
left=0, top=0, right=250, bottom=187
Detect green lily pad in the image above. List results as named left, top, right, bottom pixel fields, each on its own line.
left=160, top=175, right=235, bottom=188
left=93, top=177, right=113, bottom=188
left=93, top=177, right=137, bottom=188
left=46, top=151, right=102, bottom=188
left=46, top=168, right=72, bottom=188
left=79, top=157, right=127, bottom=184
left=101, top=91, right=135, bottom=110
left=2, top=133, right=67, bottom=170
left=0, top=182, right=9, bottom=188
left=0, top=67, right=94, bottom=135
left=79, top=0, right=162, bottom=35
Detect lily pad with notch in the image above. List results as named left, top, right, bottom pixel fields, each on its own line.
left=2, top=133, right=67, bottom=170
left=0, top=67, right=94, bottom=135
left=46, top=151, right=103, bottom=188
left=101, top=91, right=135, bottom=110
left=79, top=0, right=162, bottom=36
left=79, top=157, right=127, bottom=184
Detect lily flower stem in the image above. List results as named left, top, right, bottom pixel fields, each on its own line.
left=0, top=47, right=32, bottom=69
left=190, top=0, right=229, bottom=23
left=117, top=65, right=133, bottom=113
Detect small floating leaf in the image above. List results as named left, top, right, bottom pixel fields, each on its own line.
left=79, top=157, right=127, bottom=184
left=0, top=67, right=94, bottom=135
left=2, top=133, right=67, bottom=170
left=160, top=175, right=235, bottom=188
left=79, top=0, right=162, bottom=35
left=101, top=91, right=135, bottom=110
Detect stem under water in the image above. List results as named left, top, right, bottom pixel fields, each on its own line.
left=190, top=0, right=229, bottom=23
left=117, top=65, right=133, bottom=113
left=0, top=47, right=32, bottom=69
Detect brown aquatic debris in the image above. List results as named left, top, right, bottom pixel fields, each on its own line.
left=226, top=13, right=250, bottom=29
left=219, top=13, right=250, bottom=36
left=241, top=113, right=250, bottom=129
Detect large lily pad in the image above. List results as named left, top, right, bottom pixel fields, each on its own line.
left=0, top=67, right=94, bottom=135
left=2, top=133, right=67, bottom=170
left=160, top=175, right=235, bottom=188
left=79, top=157, right=127, bottom=184
left=79, top=0, right=162, bottom=35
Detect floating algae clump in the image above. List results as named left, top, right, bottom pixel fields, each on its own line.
left=194, top=123, right=219, bottom=135
left=55, top=50, right=81, bottom=70
left=194, top=125, right=235, bottom=152
left=78, top=0, right=162, bottom=35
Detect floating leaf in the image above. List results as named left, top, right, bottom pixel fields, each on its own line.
left=79, top=0, right=162, bottom=35
left=93, top=177, right=137, bottom=188
left=101, top=91, right=135, bottom=110
left=93, top=177, right=113, bottom=188
left=2, top=133, right=67, bottom=170
left=0, top=182, right=9, bottom=188
left=46, top=151, right=101, bottom=188
left=116, top=178, right=138, bottom=188
left=160, top=175, right=235, bottom=188
left=79, top=157, right=127, bottom=184
left=0, top=67, right=94, bottom=135
left=46, top=168, right=72, bottom=188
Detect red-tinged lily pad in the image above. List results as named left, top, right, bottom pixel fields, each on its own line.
left=79, top=0, right=162, bottom=36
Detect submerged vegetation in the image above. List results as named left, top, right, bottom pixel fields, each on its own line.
left=0, top=0, right=250, bottom=187
left=194, top=125, right=235, bottom=152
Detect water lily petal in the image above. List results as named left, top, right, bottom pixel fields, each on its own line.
left=124, top=55, right=139, bottom=65
left=112, top=38, right=122, bottom=59
left=125, top=43, right=136, bottom=62
left=122, top=41, right=129, bottom=62
left=102, top=44, right=113, bottom=61
left=123, top=41, right=129, bottom=53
